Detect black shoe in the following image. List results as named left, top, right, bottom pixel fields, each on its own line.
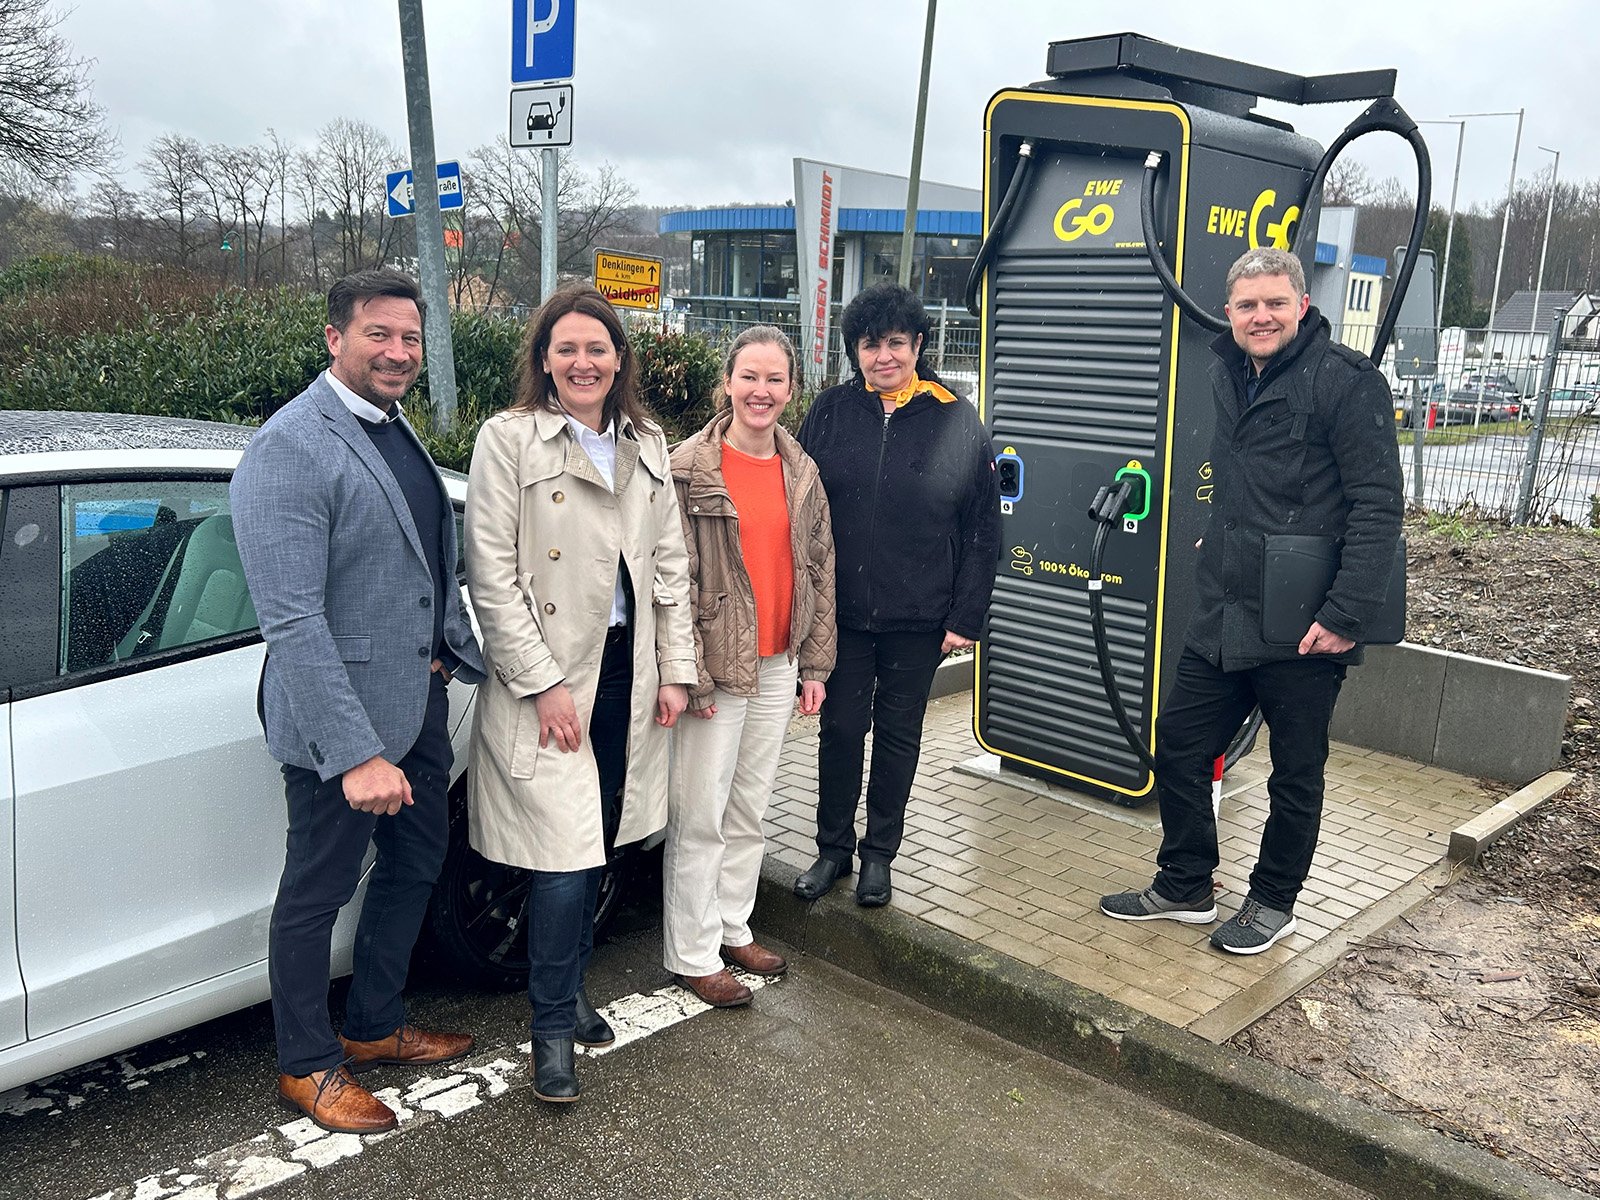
left=530, top=1037, right=579, bottom=1103
left=794, top=856, right=851, bottom=901
left=574, top=989, right=615, bottom=1048
left=856, top=861, right=892, bottom=907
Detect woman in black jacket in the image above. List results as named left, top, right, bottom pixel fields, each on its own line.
left=794, top=283, right=1000, bottom=907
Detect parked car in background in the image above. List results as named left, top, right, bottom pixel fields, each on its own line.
left=1539, top=387, right=1600, bottom=419
left=0, top=411, right=616, bottom=1093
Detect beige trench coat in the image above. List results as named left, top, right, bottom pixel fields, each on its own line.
left=464, top=406, right=697, bottom=872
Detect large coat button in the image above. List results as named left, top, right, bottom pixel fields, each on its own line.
left=544, top=602, right=556, bottom=615
left=553, top=490, right=565, bottom=503
left=549, top=548, right=561, bottom=560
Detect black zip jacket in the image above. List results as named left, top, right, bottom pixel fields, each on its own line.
left=1188, top=309, right=1403, bottom=670
left=798, top=374, right=1000, bottom=638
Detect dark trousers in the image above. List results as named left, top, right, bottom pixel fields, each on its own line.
left=1151, top=647, right=1347, bottom=913
left=527, top=626, right=630, bottom=1037
left=815, top=627, right=946, bottom=866
left=270, top=670, right=452, bottom=1076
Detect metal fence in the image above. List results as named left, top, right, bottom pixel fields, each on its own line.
left=1383, top=322, right=1600, bottom=527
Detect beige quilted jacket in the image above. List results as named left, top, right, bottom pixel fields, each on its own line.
left=669, top=410, right=836, bottom=708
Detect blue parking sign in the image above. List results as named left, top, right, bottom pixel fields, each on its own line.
left=511, top=0, right=575, bottom=84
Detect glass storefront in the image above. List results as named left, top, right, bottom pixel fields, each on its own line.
left=685, top=231, right=976, bottom=309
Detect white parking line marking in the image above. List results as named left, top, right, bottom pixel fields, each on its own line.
left=75, top=972, right=776, bottom=1200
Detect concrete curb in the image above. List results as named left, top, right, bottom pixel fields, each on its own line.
left=1449, top=770, right=1576, bottom=863
left=754, top=858, right=1586, bottom=1200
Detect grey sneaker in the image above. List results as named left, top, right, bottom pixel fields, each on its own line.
left=1210, top=898, right=1297, bottom=955
left=1099, top=886, right=1217, bottom=924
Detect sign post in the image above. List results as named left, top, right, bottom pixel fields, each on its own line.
left=397, top=0, right=457, bottom=427
left=510, top=0, right=577, bottom=303
left=593, top=250, right=662, bottom=310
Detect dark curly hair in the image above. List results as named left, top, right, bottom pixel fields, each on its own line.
left=509, top=282, right=658, bottom=434
left=839, top=282, right=933, bottom=376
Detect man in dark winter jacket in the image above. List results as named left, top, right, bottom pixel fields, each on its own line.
left=1100, top=247, right=1403, bottom=954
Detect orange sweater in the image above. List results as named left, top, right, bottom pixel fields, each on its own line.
left=721, top=442, right=793, bottom=656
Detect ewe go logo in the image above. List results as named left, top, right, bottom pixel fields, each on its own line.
left=1053, top=178, right=1122, bottom=243
left=1206, top=188, right=1300, bottom=250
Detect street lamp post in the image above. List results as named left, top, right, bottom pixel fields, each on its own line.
left=220, top=231, right=244, bottom=287
left=1530, top=146, right=1560, bottom=333
left=1418, top=120, right=1465, bottom=328
left=897, top=0, right=937, bottom=291
left=1450, top=109, right=1524, bottom=426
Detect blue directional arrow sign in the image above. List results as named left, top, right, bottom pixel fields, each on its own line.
left=511, top=0, right=575, bottom=84
left=386, top=161, right=465, bottom=218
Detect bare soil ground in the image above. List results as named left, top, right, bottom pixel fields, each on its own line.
left=1234, top=515, right=1600, bottom=1196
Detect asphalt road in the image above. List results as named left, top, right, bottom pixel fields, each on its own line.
left=1, top=909, right=1375, bottom=1200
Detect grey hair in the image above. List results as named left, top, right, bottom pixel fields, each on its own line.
left=1224, top=247, right=1307, bottom=300
left=713, top=325, right=797, bottom=409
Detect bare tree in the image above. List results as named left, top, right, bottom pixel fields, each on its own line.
left=1323, top=159, right=1374, bottom=208
left=140, top=133, right=205, bottom=266
left=264, top=129, right=294, bottom=283
left=313, top=118, right=405, bottom=275
left=0, top=0, right=106, bottom=177
left=84, top=173, right=143, bottom=257
left=293, top=148, right=325, bottom=288
left=463, top=144, right=638, bottom=308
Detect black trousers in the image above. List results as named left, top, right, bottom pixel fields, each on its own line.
left=815, top=627, right=946, bottom=866
left=269, top=670, right=452, bottom=1076
left=526, top=624, right=630, bottom=1037
left=1151, top=646, right=1347, bottom=913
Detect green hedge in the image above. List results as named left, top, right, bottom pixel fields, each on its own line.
left=0, top=254, right=727, bottom=472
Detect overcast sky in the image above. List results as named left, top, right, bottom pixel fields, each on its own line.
left=59, top=1, right=1598, bottom=214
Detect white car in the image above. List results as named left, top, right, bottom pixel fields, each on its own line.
left=0, top=410, right=624, bottom=1094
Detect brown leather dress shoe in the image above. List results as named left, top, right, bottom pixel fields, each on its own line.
left=675, top=968, right=753, bottom=1008
left=278, top=1065, right=398, bottom=1134
left=722, top=941, right=788, bottom=976
left=338, top=1024, right=474, bottom=1074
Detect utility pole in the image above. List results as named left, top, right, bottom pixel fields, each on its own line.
left=1419, top=120, right=1465, bottom=328
left=397, top=0, right=458, bottom=427
left=897, top=0, right=937, bottom=292
left=1452, top=108, right=1523, bottom=427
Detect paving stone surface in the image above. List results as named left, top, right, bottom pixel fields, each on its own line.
left=766, top=692, right=1496, bottom=1030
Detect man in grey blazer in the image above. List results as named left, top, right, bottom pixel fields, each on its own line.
left=232, top=269, right=485, bottom=1133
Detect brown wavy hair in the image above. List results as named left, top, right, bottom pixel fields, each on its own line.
left=509, top=283, right=658, bottom=433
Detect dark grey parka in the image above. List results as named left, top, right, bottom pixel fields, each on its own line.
left=1186, top=309, right=1404, bottom=671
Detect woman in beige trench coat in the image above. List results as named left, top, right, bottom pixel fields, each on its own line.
left=464, top=284, right=696, bottom=1104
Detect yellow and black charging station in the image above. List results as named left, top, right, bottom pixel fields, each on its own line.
left=969, top=33, right=1430, bottom=806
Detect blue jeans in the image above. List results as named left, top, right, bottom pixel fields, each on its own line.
left=526, top=625, right=631, bottom=1037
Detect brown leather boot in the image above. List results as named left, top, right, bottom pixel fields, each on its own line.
left=722, top=941, right=788, bottom=976
left=338, top=1024, right=474, bottom=1073
left=278, top=1065, right=398, bottom=1134
left=675, top=968, right=753, bottom=1008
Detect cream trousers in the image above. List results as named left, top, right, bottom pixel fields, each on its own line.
left=663, top=653, right=799, bottom=976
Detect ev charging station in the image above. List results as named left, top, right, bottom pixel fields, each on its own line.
left=969, top=33, right=1430, bottom=806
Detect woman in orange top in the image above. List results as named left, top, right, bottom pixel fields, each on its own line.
left=664, top=326, right=837, bottom=1007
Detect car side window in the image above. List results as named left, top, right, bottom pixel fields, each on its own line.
left=60, top=480, right=259, bottom=674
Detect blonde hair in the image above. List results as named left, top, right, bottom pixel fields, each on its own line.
left=712, top=325, right=797, bottom=409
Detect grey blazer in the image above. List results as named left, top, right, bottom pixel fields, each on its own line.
left=231, top=374, right=486, bottom=780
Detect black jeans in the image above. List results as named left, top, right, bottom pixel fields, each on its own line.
left=526, top=625, right=630, bottom=1037
left=270, top=670, right=452, bottom=1076
left=1151, top=647, right=1347, bottom=913
left=815, top=627, right=946, bottom=866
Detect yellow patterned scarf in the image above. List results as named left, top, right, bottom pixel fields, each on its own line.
left=866, top=372, right=960, bottom=408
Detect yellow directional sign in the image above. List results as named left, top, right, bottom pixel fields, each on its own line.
left=593, top=249, right=662, bottom=310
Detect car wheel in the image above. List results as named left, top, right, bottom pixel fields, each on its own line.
left=422, top=780, right=632, bottom=991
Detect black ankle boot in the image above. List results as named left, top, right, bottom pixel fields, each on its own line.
left=794, top=856, right=850, bottom=901
left=574, top=989, right=615, bottom=1048
left=531, top=1037, right=579, bottom=1102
